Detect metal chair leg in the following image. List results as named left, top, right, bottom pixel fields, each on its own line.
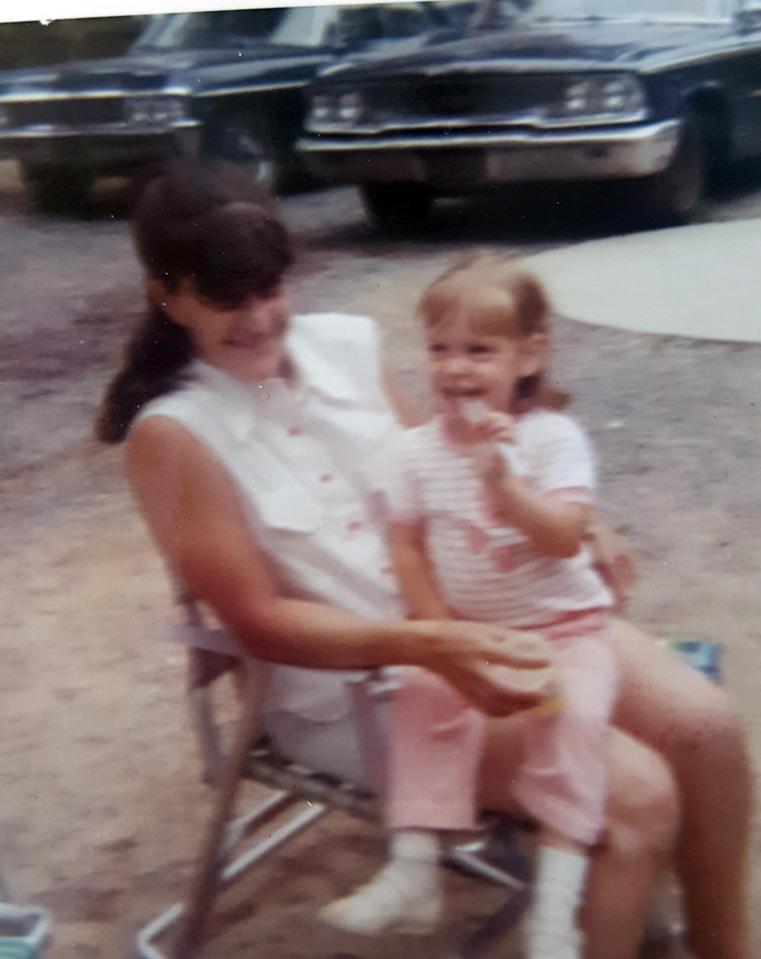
left=172, top=667, right=263, bottom=959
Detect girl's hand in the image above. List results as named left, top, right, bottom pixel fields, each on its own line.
left=444, top=399, right=515, bottom=445
left=447, top=405, right=518, bottom=486
left=468, top=410, right=515, bottom=447
left=417, top=620, right=557, bottom=716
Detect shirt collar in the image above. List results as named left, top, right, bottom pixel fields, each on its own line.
left=188, top=331, right=361, bottom=443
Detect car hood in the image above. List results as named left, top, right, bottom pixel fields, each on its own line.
left=318, top=19, right=736, bottom=83
left=0, top=43, right=330, bottom=98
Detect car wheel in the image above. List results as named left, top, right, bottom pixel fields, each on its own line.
left=22, top=163, right=94, bottom=214
left=633, top=114, right=706, bottom=225
left=203, top=114, right=278, bottom=192
left=360, top=183, right=433, bottom=232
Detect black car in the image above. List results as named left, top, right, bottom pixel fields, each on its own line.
left=300, top=0, right=761, bottom=228
left=0, top=3, right=456, bottom=211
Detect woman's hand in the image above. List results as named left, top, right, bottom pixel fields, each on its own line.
left=414, top=620, right=557, bottom=717
left=586, top=515, right=635, bottom=612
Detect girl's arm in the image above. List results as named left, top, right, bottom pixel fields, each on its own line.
left=490, top=474, right=588, bottom=558
left=387, top=520, right=451, bottom=620
left=465, top=412, right=591, bottom=559
left=477, top=450, right=588, bottom=558
left=126, top=416, right=550, bottom=711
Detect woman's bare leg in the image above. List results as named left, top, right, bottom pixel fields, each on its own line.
left=479, top=718, right=679, bottom=959
left=611, top=617, right=754, bottom=959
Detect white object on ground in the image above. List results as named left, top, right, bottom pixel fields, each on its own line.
left=524, top=219, right=761, bottom=343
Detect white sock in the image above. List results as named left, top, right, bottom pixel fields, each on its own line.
left=530, top=846, right=588, bottom=935
left=388, top=829, right=441, bottom=891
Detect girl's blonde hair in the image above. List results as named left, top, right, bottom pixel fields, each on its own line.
left=417, top=252, right=569, bottom=413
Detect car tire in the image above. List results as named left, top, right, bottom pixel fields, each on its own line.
left=360, top=183, right=433, bottom=232
left=632, top=114, right=707, bottom=225
left=204, top=113, right=278, bottom=192
left=22, top=163, right=94, bottom=214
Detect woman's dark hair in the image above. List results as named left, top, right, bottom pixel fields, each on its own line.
left=96, top=160, right=294, bottom=444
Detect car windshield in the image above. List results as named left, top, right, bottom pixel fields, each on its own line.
left=487, top=0, right=732, bottom=25
left=134, top=6, right=327, bottom=51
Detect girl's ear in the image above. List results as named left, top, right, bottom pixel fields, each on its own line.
left=519, top=333, right=548, bottom=378
left=146, top=276, right=185, bottom=327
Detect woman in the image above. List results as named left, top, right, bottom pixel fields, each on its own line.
left=98, top=161, right=753, bottom=959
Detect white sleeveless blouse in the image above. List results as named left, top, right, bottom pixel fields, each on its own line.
left=135, top=312, right=405, bottom=722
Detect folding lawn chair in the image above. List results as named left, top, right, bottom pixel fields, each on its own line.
left=135, top=588, right=705, bottom=959
left=135, top=592, right=535, bottom=959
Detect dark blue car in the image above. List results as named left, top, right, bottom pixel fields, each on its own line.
left=0, top=3, right=457, bottom=211
left=301, top=0, right=761, bottom=228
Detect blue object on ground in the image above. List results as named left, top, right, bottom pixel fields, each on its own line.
left=665, top=640, right=722, bottom=684
left=0, top=904, right=51, bottom=959
left=0, top=940, right=39, bottom=959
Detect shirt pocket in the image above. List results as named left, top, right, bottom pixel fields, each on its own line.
left=255, top=487, right=322, bottom=534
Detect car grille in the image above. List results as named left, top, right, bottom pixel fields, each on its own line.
left=8, top=98, right=125, bottom=127
left=369, top=75, right=564, bottom=125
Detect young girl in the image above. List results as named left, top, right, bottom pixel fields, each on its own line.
left=321, top=253, right=617, bottom=959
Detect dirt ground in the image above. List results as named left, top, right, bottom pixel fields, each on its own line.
left=2, top=158, right=761, bottom=959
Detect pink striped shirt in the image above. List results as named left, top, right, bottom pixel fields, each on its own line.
left=381, top=410, right=614, bottom=628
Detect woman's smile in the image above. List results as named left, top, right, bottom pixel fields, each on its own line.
left=225, top=331, right=279, bottom=351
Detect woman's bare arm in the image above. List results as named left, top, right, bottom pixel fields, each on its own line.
left=380, top=366, right=423, bottom=427
left=127, top=416, right=423, bottom=668
left=125, top=416, right=552, bottom=711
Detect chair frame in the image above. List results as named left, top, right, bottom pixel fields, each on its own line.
left=134, top=598, right=695, bottom=959
left=134, top=601, right=534, bottom=959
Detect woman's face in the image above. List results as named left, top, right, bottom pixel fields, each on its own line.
left=157, top=277, right=291, bottom=383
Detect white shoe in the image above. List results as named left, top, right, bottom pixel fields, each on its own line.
left=319, top=863, right=442, bottom=936
left=525, top=920, right=583, bottom=959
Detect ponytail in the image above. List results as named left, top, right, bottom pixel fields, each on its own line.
left=96, top=305, right=195, bottom=444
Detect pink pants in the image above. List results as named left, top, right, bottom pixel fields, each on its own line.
left=385, top=612, right=617, bottom=846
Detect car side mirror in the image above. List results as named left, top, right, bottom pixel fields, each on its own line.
left=328, top=21, right=368, bottom=49
left=736, top=5, right=760, bottom=31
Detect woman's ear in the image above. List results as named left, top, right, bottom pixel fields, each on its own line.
left=519, top=333, right=548, bottom=377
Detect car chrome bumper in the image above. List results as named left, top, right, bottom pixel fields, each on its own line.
left=0, top=121, right=202, bottom=169
left=299, top=120, right=681, bottom=187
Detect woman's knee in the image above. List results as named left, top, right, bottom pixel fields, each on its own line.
left=606, top=736, right=680, bottom=857
left=666, top=681, right=750, bottom=772
left=612, top=619, right=750, bottom=770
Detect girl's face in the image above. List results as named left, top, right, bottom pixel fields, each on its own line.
left=425, top=313, right=543, bottom=413
left=155, top=277, right=291, bottom=383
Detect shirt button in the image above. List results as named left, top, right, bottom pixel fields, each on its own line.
left=347, top=520, right=363, bottom=532
left=288, top=426, right=303, bottom=437
left=319, top=473, right=333, bottom=483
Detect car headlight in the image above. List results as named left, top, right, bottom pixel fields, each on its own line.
left=125, top=95, right=188, bottom=126
left=310, top=94, right=334, bottom=124
left=337, top=92, right=364, bottom=124
left=545, top=74, right=646, bottom=125
left=308, top=90, right=365, bottom=129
